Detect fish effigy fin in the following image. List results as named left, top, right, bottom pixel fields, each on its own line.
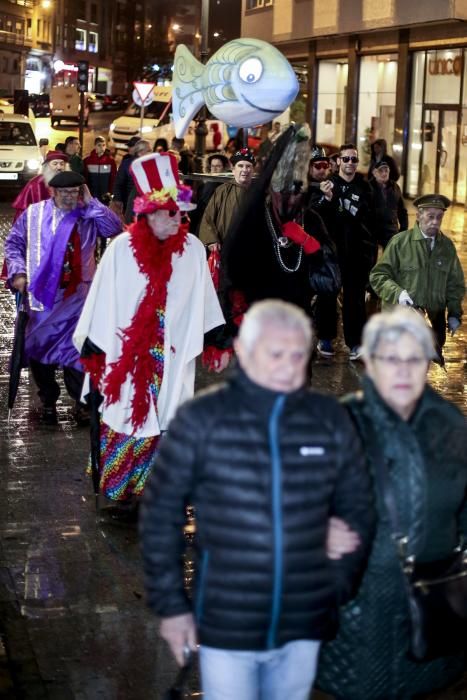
left=173, top=45, right=206, bottom=138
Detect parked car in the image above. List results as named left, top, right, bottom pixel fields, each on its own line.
left=87, top=93, right=105, bottom=111
left=103, top=95, right=122, bottom=110
left=29, top=93, right=50, bottom=117
left=0, top=114, right=42, bottom=186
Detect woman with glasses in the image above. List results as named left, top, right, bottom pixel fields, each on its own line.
left=317, top=307, right=467, bottom=700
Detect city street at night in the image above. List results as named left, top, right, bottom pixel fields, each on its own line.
left=0, top=197, right=466, bottom=698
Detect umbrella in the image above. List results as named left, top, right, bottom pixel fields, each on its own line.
left=162, top=650, right=195, bottom=700
left=8, top=291, right=29, bottom=422
left=87, top=379, right=103, bottom=510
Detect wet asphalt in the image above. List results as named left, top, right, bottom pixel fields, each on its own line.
left=0, top=198, right=465, bottom=698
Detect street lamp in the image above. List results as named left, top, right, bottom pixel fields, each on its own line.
left=194, top=0, right=210, bottom=165
left=41, top=0, right=52, bottom=8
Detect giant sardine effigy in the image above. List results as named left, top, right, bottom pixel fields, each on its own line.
left=172, top=38, right=299, bottom=137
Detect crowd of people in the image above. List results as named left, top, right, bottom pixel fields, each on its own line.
left=2, top=123, right=466, bottom=700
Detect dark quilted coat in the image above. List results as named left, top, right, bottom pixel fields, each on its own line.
left=140, top=369, right=374, bottom=651
left=317, top=377, right=467, bottom=700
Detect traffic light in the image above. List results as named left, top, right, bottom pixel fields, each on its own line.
left=77, top=60, right=89, bottom=93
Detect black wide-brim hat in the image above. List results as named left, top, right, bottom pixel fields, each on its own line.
left=49, top=171, right=86, bottom=188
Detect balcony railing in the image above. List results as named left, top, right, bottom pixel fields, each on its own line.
left=0, top=30, right=33, bottom=47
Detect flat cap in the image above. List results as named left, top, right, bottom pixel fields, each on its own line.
left=49, top=171, right=85, bottom=188
left=373, top=160, right=390, bottom=170
left=413, top=193, right=451, bottom=210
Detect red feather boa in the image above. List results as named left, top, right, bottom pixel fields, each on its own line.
left=104, top=217, right=188, bottom=431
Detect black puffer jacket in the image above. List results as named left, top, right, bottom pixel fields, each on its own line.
left=140, top=369, right=375, bottom=651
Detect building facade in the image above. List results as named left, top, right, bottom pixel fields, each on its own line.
left=242, top=0, right=467, bottom=203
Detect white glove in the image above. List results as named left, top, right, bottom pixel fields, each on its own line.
left=398, top=290, right=414, bottom=306
left=448, top=316, right=461, bottom=334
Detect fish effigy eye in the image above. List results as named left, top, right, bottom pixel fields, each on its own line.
left=239, top=57, right=263, bottom=84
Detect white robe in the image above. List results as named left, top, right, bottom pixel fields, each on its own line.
left=73, top=232, right=224, bottom=438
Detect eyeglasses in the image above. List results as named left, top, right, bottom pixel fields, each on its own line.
left=340, top=156, right=359, bottom=164
left=372, top=355, right=428, bottom=368
left=312, top=162, right=329, bottom=170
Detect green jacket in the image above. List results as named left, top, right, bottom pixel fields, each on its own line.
left=369, top=223, right=465, bottom=318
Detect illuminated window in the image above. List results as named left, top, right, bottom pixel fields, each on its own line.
left=75, top=27, right=86, bottom=51
left=88, top=31, right=98, bottom=53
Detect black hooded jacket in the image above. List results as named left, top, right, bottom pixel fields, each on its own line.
left=140, top=369, right=375, bottom=651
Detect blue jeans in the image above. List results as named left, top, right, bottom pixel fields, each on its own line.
left=199, top=639, right=321, bottom=700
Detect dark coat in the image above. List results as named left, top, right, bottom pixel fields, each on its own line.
left=312, top=173, right=377, bottom=272
left=369, top=179, right=408, bottom=248
left=140, top=369, right=375, bottom=652
left=112, top=154, right=135, bottom=211
left=368, top=140, right=400, bottom=182
left=317, top=377, right=467, bottom=700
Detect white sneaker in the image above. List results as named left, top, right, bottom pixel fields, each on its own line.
left=349, top=346, right=362, bottom=361
left=317, top=340, right=335, bottom=357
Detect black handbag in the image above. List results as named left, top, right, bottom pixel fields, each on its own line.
left=308, top=243, right=342, bottom=296
left=373, top=445, right=467, bottom=662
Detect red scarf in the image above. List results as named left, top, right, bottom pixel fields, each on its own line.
left=60, top=226, right=82, bottom=298
left=104, top=217, right=188, bottom=431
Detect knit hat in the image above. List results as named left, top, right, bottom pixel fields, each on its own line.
left=44, top=150, right=69, bottom=163
left=309, top=146, right=329, bottom=163
left=230, top=148, right=256, bottom=167
left=130, top=151, right=196, bottom=214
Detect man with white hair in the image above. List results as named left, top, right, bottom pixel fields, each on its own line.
left=140, top=299, right=374, bottom=700
left=11, top=150, right=70, bottom=222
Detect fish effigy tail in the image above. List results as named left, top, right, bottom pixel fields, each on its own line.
left=172, top=45, right=206, bottom=138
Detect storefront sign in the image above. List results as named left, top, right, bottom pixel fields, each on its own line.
left=428, top=56, right=463, bottom=77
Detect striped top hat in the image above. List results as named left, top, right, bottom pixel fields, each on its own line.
left=130, top=151, right=196, bottom=214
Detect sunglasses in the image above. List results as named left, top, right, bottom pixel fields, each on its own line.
left=312, top=162, right=329, bottom=170
left=340, top=156, right=359, bottom=163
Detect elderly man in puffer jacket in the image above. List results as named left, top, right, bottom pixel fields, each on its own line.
left=140, top=300, right=375, bottom=700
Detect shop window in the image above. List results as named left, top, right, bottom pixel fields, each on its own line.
left=356, top=54, right=398, bottom=169
left=88, top=31, right=98, bottom=53
left=316, top=59, right=348, bottom=148
left=75, top=27, right=86, bottom=51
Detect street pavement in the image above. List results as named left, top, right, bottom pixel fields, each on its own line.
left=0, top=197, right=465, bottom=698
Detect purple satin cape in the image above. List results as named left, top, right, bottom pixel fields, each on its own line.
left=28, top=208, right=84, bottom=310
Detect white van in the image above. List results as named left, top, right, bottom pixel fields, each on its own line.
left=50, top=85, right=89, bottom=127
left=108, top=85, right=226, bottom=152
left=0, top=114, right=42, bottom=186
